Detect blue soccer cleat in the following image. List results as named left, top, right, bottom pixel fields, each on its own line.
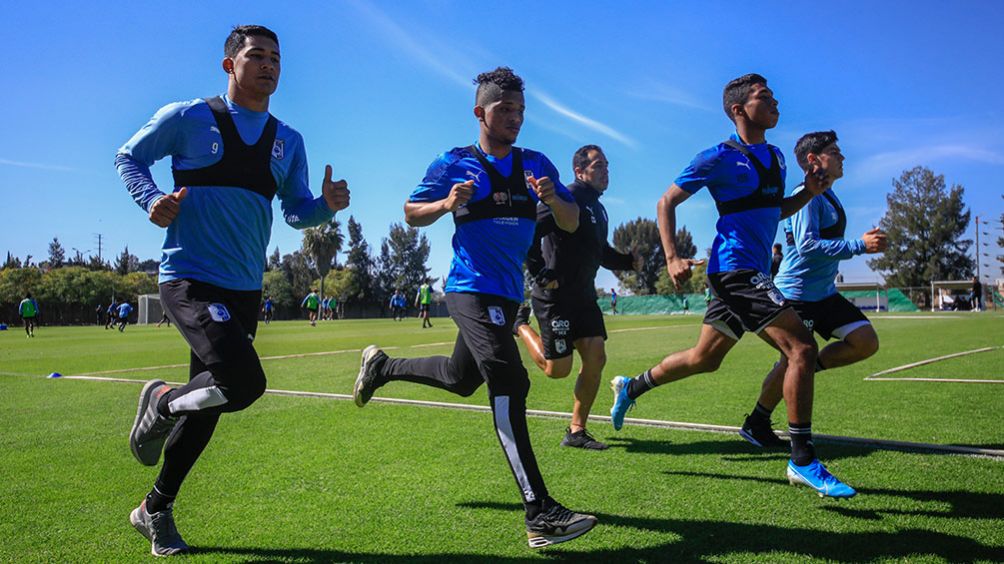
left=609, top=376, right=636, bottom=431
left=786, top=459, right=857, bottom=498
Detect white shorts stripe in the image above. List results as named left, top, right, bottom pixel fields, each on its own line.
left=832, top=320, right=871, bottom=341
left=168, top=386, right=228, bottom=414
left=492, top=396, right=536, bottom=502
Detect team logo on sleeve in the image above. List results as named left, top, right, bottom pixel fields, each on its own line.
left=207, top=303, right=231, bottom=323
left=487, top=306, right=506, bottom=326
left=271, top=139, right=285, bottom=160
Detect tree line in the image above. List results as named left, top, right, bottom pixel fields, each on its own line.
left=1, top=165, right=990, bottom=324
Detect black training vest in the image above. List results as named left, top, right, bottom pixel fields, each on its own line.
left=715, top=140, right=784, bottom=216
left=172, top=96, right=279, bottom=201
left=818, top=191, right=847, bottom=239
left=453, top=146, right=537, bottom=226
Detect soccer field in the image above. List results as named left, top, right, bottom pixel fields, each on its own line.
left=2, top=313, right=1002, bottom=562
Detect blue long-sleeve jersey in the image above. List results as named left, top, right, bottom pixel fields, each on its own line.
left=773, top=185, right=865, bottom=301
left=116, top=95, right=333, bottom=291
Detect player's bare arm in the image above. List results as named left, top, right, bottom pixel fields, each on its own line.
left=531, top=176, right=579, bottom=233
left=405, top=180, right=473, bottom=227
left=658, top=184, right=704, bottom=289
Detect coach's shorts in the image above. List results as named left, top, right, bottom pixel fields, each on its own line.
left=704, top=269, right=791, bottom=340
left=531, top=295, right=607, bottom=360
left=789, top=293, right=870, bottom=340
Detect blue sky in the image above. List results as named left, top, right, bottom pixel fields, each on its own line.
left=3, top=0, right=1003, bottom=291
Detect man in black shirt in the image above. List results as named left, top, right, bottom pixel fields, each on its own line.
left=515, top=145, right=639, bottom=450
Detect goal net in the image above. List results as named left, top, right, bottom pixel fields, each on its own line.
left=138, top=294, right=164, bottom=324
left=930, top=280, right=976, bottom=312
left=837, top=282, right=887, bottom=311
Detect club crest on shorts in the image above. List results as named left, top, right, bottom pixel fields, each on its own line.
left=272, top=139, right=284, bottom=160
left=487, top=306, right=506, bottom=326
left=555, top=339, right=567, bottom=354
left=207, top=303, right=231, bottom=323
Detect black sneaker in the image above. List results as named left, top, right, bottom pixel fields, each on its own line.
left=526, top=498, right=597, bottom=548
left=739, top=414, right=788, bottom=449
left=560, top=428, right=608, bottom=450
left=513, top=304, right=532, bottom=335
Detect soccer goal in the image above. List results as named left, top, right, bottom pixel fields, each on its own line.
left=930, top=280, right=975, bottom=312
left=137, top=294, right=164, bottom=324
left=837, top=282, right=886, bottom=311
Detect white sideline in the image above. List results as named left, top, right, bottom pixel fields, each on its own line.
left=52, top=374, right=1004, bottom=460
left=865, top=346, right=1002, bottom=384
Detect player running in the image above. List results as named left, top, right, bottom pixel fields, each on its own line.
left=18, top=293, right=38, bottom=338
left=352, top=67, right=596, bottom=548
left=105, top=300, right=118, bottom=330
left=608, top=74, right=856, bottom=498
left=415, top=281, right=433, bottom=328
left=515, top=144, right=640, bottom=450
left=116, top=25, right=350, bottom=556
left=740, top=131, right=886, bottom=450
left=301, top=289, right=320, bottom=326
left=117, top=302, right=134, bottom=332
left=262, top=295, right=274, bottom=324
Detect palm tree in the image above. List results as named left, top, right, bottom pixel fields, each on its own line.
left=301, top=219, right=343, bottom=303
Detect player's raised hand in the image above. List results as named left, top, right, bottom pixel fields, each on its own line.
left=444, top=180, right=474, bottom=211
left=862, top=227, right=887, bottom=253
left=529, top=176, right=556, bottom=205
left=803, top=162, right=833, bottom=196
left=322, top=165, right=350, bottom=212
left=667, top=257, right=706, bottom=290
left=148, top=186, right=188, bottom=227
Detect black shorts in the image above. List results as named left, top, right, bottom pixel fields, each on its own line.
left=789, top=293, right=870, bottom=340
left=704, top=269, right=791, bottom=340
left=531, top=295, right=607, bottom=360
left=419, top=304, right=430, bottom=314
left=160, top=279, right=261, bottom=366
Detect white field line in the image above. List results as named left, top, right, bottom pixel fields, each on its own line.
left=609, top=325, right=690, bottom=334
left=866, top=377, right=1004, bottom=384
left=869, top=315, right=963, bottom=320
left=866, top=346, right=1002, bottom=381
left=410, top=341, right=454, bottom=348
left=53, top=374, right=1004, bottom=460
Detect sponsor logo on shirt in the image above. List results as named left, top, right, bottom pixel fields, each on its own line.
left=736, top=159, right=752, bottom=171
left=272, top=139, right=284, bottom=160
left=466, top=170, right=484, bottom=183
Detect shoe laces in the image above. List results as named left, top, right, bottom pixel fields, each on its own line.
left=150, top=414, right=178, bottom=436
left=543, top=501, right=576, bottom=525
left=150, top=508, right=181, bottom=543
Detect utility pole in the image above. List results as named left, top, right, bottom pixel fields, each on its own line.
left=94, top=233, right=103, bottom=261
left=975, top=215, right=981, bottom=282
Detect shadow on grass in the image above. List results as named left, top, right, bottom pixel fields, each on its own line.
left=195, top=546, right=535, bottom=563
left=605, top=436, right=873, bottom=462
left=663, top=470, right=1004, bottom=520
left=457, top=501, right=1002, bottom=562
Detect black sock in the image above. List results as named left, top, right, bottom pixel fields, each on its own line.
left=145, top=487, right=175, bottom=514
left=156, top=391, right=172, bottom=418
left=626, top=370, right=658, bottom=400
left=524, top=496, right=553, bottom=520
left=788, top=422, right=815, bottom=465
left=751, top=402, right=773, bottom=422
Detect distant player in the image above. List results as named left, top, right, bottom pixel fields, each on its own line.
left=116, top=25, right=349, bottom=556
left=117, top=302, right=133, bottom=332
left=610, top=288, right=618, bottom=314
left=156, top=312, right=171, bottom=327
left=301, top=289, right=320, bottom=326
left=96, top=304, right=104, bottom=326
left=415, top=281, right=433, bottom=328
left=105, top=300, right=119, bottom=330
left=741, top=130, right=887, bottom=448
left=770, top=242, right=783, bottom=279
left=608, top=74, right=855, bottom=499
left=18, top=293, right=38, bottom=338
left=352, top=67, right=596, bottom=547
left=390, top=289, right=406, bottom=321
left=515, top=144, right=640, bottom=450
left=262, top=295, right=274, bottom=324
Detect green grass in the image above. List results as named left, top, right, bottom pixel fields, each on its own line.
left=2, top=313, right=1003, bottom=562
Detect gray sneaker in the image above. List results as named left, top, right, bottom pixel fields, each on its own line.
left=130, top=502, right=190, bottom=556
left=526, top=498, right=597, bottom=548
left=353, top=345, right=386, bottom=407
left=129, top=380, right=177, bottom=466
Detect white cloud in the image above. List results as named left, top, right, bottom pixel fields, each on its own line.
left=529, top=90, right=637, bottom=149
left=0, top=158, right=77, bottom=172
left=624, top=79, right=713, bottom=112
